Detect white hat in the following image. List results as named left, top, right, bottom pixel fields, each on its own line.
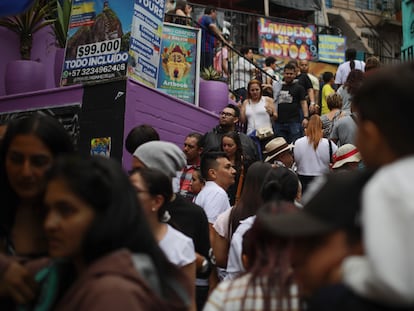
left=263, top=137, right=294, bottom=163
left=331, top=144, right=361, bottom=169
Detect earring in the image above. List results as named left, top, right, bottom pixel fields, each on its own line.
left=152, top=207, right=156, bottom=212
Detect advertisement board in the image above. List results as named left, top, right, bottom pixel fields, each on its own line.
left=127, top=0, right=165, bottom=87
left=318, top=35, right=346, bottom=64
left=156, top=23, right=200, bottom=105
left=61, top=0, right=134, bottom=86
left=258, top=17, right=317, bottom=61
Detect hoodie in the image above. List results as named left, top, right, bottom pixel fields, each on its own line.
left=23, top=249, right=189, bottom=311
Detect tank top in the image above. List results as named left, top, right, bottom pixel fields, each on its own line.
left=245, top=97, right=272, bottom=135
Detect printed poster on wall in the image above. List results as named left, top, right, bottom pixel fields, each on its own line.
left=61, top=0, right=134, bottom=86
left=128, top=0, right=165, bottom=87
left=318, top=35, right=346, bottom=64
left=258, top=17, right=317, bottom=61
left=156, top=23, right=200, bottom=105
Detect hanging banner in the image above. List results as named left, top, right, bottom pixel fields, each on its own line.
left=258, top=17, right=317, bottom=60
left=318, top=35, right=346, bottom=64
left=61, top=0, right=134, bottom=86
left=156, top=23, right=200, bottom=106
left=128, top=0, right=165, bottom=87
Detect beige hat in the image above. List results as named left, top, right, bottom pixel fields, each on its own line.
left=331, top=144, right=361, bottom=169
left=263, top=137, right=294, bottom=163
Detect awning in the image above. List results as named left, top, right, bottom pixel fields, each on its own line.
left=269, top=0, right=321, bottom=11
left=328, top=13, right=372, bottom=53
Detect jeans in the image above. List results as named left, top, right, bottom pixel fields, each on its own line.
left=274, top=122, right=302, bottom=144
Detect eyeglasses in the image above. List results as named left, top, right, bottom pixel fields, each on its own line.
left=220, top=111, right=234, bottom=117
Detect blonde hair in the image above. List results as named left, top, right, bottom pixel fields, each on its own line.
left=306, top=115, right=323, bottom=150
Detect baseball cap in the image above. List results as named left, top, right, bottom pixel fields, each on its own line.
left=258, top=170, right=374, bottom=237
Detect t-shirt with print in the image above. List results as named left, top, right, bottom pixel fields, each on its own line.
left=277, top=82, right=306, bottom=123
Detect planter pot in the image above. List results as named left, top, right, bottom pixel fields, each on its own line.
left=5, top=60, right=46, bottom=95
left=54, top=48, right=66, bottom=87
left=199, top=79, right=229, bottom=114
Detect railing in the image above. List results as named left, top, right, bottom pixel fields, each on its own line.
left=327, top=0, right=399, bottom=16
left=401, top=46, right=414, bottom=61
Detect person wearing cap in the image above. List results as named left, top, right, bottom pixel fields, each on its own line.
left=259, top=170, right=392, bottom=310
left=133, top=141, right=213, bottom=310
left=340, top=62, right=414, bottom=307
left=331, top=144, right=362, bottom=171
left=263, top=136, right=295, bottom=169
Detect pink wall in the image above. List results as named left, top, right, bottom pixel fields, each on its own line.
left=0, top=26, right=59, bottom=96
left=123, top=79, right=219, bottom=169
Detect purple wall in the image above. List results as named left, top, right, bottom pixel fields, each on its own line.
left=0, top=84, right=83, bottom=113
left=123, top=79, right=219, bottom=169
left=0, top=26, right=59, bottom=96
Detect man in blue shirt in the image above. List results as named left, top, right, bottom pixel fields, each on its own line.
left=199, top=6, right=227, bottom=70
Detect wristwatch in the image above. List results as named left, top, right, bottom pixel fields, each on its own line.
left=200, top=258, right=210, bottom=274
left=303, top=116, right=309, bottom=120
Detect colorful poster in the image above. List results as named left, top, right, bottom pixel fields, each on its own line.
left=128, top=0, right=165, bottom=87
left=156, top=23, right=200, bottom=105
left=61, top=0, right=134, bottom=86
left=258, top=17, right=317, bottom=60
left=318, top=35, right=346, bottom=64
left=91, top=137, right=111, bottom=156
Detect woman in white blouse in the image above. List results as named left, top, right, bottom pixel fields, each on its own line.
left=130, top=167, right=196, bottom=310
left=294, top=115, right=337, bottom=193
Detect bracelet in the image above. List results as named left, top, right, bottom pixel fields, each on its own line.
left=304, top=116, right=309, bottom=120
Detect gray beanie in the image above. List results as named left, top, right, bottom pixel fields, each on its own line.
left=133, top=141, right=186, bottom=178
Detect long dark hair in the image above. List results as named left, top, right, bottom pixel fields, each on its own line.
left=221, top=131, right=243, bottom=170
left=241, top=200, right=298, bottom=311
left=130, top=167, right=173, bottom=223
left=261, top=166, right=299, bottom=203
left=343, top=69, right=364, bottom=96
left=46, top=155, right=188, bottom=306
left=229, top=162, right=272, bottom=238
left=0, top=114, right=74, bottom=232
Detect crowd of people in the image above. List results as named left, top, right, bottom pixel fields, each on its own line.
left=0, top=12, right=412, bottom=308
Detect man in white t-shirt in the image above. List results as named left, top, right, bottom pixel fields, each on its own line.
left=335, top=48, right=365, bottom=86
left=195, top=151, right=236, bottom=242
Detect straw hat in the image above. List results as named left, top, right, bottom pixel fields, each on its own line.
left=263, top=137, right=294, bottom=163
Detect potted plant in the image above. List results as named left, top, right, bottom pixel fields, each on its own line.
left=199, top=66, right=229, bottom=113
left=51, top=0, right=72, bottom=86
left=0, top=0, right=56, bottom=94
